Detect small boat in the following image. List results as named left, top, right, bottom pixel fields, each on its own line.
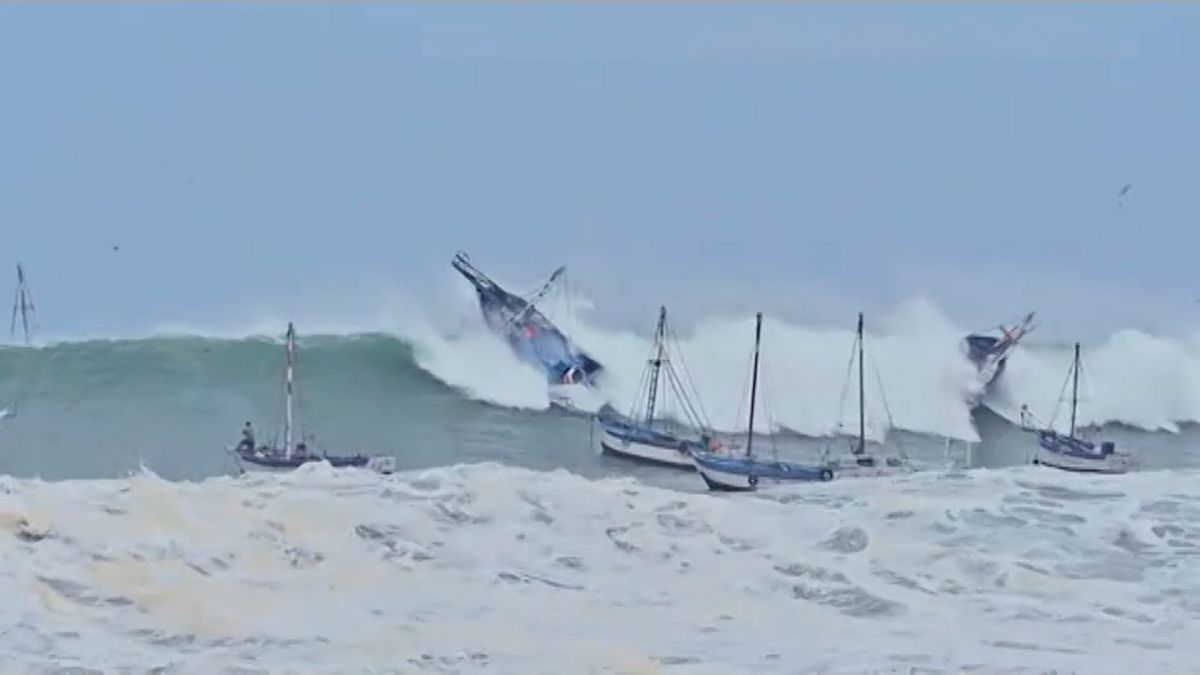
left=595, top=306, right=721, bottom=468
left=819, top=312, right=910, bottom=478
left=452, top=251, right=602, bottom=410
left=691, top=312, right=833, bottom=491
left=964, top=312, right=1035, bottom=397
left=228, top=323, right=397, bottom=474
left=9, top=263, right=36, bottom=346
left=1020, top=342, right=1132, bottom=474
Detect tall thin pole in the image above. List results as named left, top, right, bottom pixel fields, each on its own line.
left=285, top=322, right=296, bottom=456
left=645, top=306, right=667, bottom=426
left=746, top=312, right=763, bottom=458
left=11, top=264, right=35, bottom=346
left=856, top=312, right=865, bottom=455
left=1069, top=342, right=1080, bottom=438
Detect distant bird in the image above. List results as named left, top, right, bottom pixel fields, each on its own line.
left=112, top=245, right=120, bottom=253
left=1118, top=183, right=1132, bottom=197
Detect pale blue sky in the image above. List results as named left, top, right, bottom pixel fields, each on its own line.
left=1, top=4, right=1196, bottom=340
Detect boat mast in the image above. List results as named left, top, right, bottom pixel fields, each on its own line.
left=644, top=305, right=668, bottom=426
left=284, top=322, right=296, bottom=457
left=856, top=312, right=865, bottom=455
left=746, top=312, right=763, bottom=458
left=10, top=264, right=35, bottom=346
left=1069, top=341, right=1080, bottom=438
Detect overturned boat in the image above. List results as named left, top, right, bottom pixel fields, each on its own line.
left=595, top=306, right=722, bottom=468
left=227, top=323, right=396, bottom=475
left=451, top=251, right=602, bottom=408
left=1019, top=343, right=1132, bottom=474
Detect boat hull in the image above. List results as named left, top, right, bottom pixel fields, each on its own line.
left=691, top=452, right=833, bottom=492
left=452, top=251, right=603, bottom=388
left=231, top=447, right=396, bottom=474
left=825, top=453, right=912, bottom=478
left=1032, top=432, right=1132, bottom=474
left=596, top=421, right=697, bottom=469
left=1032, top=446, right=1131, bottom=474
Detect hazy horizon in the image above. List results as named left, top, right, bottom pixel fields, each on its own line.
left=2, top=4, right=1197, bottom=342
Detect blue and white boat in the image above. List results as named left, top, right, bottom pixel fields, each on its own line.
left=452, top=251, right=602, bottom=409
left=691, top=312, right=834, bottom=491
left=1020, top=342, right=1132, bottom=474
left=964, top=312, right=1035, bottom=401
left=595, top=306, right=722, bottom=468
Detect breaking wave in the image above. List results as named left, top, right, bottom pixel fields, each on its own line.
left=0, top=462, right=1195, bottom=670
left=5, top=293, right=1200, bottom=448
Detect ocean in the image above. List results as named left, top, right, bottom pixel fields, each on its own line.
left=1, top=308, right=1199, bottom=672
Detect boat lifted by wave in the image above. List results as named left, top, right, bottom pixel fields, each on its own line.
left=227, top=322, right=396, bottom=475
left=451, top=250, right=602, bottom=409
left=964, top=311, right=1035, bottom=401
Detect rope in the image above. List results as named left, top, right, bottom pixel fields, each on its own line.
left=666, top=323, right=714, bottom=430
left=867, top=351, right=907, bottom=459
left=1048, top=353, right=1074, bottom=429
left=834, top=336, right=857, bottom=434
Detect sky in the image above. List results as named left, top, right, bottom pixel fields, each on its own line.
left=0, top=4, right=1197, bottom=341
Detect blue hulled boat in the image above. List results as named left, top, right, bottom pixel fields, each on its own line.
left=1020, top=343, right=1132, bottom=474
left=452, top=251, right=602, bottom=408
left=595, top=306, right=722, bottom=468
left=691, top=312, right=834, bottom=491
left=964, top=312, right=1035, bottom=396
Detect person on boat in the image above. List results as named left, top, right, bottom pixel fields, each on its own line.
left=294, top=442, right=309, bottom=458
left=701, top=433, right=724, bottom=454
left=238, top=422, right=255, bottom=451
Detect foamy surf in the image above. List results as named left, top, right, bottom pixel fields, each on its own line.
left=0, top=463, right=1195, bottom=671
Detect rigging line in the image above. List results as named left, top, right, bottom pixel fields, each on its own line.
left=866, top=351, right=908, bottom=458
left=758, top=364, right=781, bottom=460
left=663, top=362, right=706, bottom=431
left=1049, top=351, right=1074, bottom=429
left=865, top=352, right=896, bottom=429
left=834, top=334, right=858, bottom=433
left=668, top=365, right=706, bottom=431
left=665, top=323, right=713, bottom=430
left=733, top=345, right=754, bottom=436
left=1075, top=349, right=1096, bottom=433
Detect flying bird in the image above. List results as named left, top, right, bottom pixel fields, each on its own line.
left=1118, top=183, right=1132, bottom=197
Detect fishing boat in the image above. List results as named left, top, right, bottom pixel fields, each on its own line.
left=227, top=323, right=396, bottom=474
left=595, top=306, right=721, bottom=468
left=10, top=263, right=36, bottom=345
left=691, top=312, right=833, bottom=491
left=451, top=251, right=602, bottom=409
left=1020, top=343, right=1132, bottom=474
left=964, top=311, right=1035, bottom=397
left=819, top=312, right=910, bottom=478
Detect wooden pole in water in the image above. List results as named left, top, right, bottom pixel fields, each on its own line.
left=285, top=323, right=296, bottom=456
left=1069, top=342, right=1080, bottom=439
left=856, top=312, right=865, bottom=455
left=746, top=312, right=763, bottom=458
left=645, top=306, right=667, bottom=426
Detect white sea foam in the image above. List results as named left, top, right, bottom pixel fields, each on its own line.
left=0, top=463, right=1195, bottom=671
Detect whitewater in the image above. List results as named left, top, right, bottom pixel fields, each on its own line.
left=3, top=293, right=1200, bottom=671
left=1, top=464, right=1198, bottom=672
